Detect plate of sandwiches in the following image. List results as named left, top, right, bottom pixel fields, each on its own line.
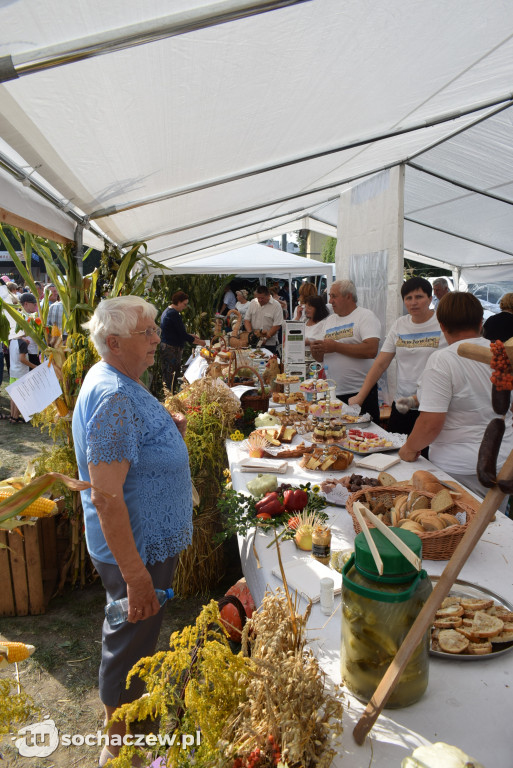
left=252, top=425, right=298, bottom=446
left=430, top=576, right=513, bottom=659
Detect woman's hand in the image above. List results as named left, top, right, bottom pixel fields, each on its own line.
left=398, top=444, right=421, bottom=462
left=171, top=411, right=187, bottom=438
left=126, top=570, right=161, bottom=622
left=348, top=394, right=363, bottom=407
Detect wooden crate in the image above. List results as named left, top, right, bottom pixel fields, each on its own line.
left=0, top=517, right=59, bottom=617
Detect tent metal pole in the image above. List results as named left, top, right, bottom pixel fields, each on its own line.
left=73, top=224, right=84, bottom=277
left=0, top=151, right=113, bottom=246
left=405, top=216, right=513, bottom=258
left=90, top=95, right=513, bottom=219
left=0, top=1, right=310, bottom=83
left=406, top=100, right=513, bottom=165
left=407, top=162, right=513, bottom=208
left=142, top=208, right=331, bottom=256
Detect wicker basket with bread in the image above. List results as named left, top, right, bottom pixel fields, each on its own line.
left=346, top=470, right=477, bottom=560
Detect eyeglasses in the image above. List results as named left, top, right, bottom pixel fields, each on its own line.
left=130, top=327, right=162, bottom=338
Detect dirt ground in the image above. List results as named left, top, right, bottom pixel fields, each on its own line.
left=0, top=380, right=243, bottom=768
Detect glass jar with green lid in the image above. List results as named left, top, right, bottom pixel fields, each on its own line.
left=341, top=527, right=432, bottom=708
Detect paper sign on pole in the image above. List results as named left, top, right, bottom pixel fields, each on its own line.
left=6, top=362, right=63, bottom=421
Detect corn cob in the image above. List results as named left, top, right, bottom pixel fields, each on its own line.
left=54, top=396, right=70, bottom=417
left=0, top=641, right=36, bottom=667
left=0, top=487, right=57, bottom=517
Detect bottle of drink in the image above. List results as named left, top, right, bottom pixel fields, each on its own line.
left=105, top=588, right=174, bottom=627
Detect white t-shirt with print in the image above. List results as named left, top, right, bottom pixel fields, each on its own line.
left=381, top=313, right=446, bottom=402
left=317, top=307, right=381, bottom=395
left=418, top=337, right=513, bottom=475
left=245, top=297, right=284, bottom=345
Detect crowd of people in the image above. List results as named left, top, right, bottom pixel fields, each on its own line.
left=0, top=279, right=62, bottom=422
left=0, top=272, right=509, bottom=767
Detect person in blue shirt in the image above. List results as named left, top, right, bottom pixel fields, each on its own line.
left=72, top=295, right=194, bottom=765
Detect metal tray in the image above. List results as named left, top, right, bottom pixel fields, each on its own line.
left=429, top=576, right=513, bottom=660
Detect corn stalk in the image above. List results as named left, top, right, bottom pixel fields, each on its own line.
left=0, top=225, right=158, bottom=588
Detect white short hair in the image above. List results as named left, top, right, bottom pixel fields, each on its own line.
left=83, top=295, right=157, bottom=356
left=331, top=279, right=357, bottom=302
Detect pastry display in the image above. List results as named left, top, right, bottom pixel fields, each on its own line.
left=300, top=379, right=329, bottom=393
left=272, top=391, right=305, bottom=404
left=342, top=428, right=394, bottom=452
left=299, top=445, right=353, bottom=472
left=275, top=373, right=300, bottom=384
left=311, top=420, right=346, bottom=443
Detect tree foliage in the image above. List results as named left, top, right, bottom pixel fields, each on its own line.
left=321, top=236, right=337, bottom=263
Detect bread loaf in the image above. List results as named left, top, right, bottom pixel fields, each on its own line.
left=411, top=470, right=445, bottom=494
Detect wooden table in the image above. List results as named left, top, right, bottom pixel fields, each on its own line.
left=226, top=435, right=512, bottom=767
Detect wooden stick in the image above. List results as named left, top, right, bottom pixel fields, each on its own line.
left=353, top=450, right=513, bottom=745
left=356, top=502, right=422, bottom=572
left=353, top=503, right=383, bottom=575
left=457, top=342, right=493, bottom=366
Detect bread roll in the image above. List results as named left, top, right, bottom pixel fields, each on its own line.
left=411, top=470, right=445, bottom=494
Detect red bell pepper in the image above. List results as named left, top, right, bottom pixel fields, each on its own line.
left=283, top=488, right=309, bottom=512
left=255, top=493, right=285, bottom=517
left=255, top=492, right=279, bottom=512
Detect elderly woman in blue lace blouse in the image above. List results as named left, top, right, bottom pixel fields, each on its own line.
left=72, top=295, right=193, bottom=765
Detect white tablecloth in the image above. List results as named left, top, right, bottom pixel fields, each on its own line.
left=226, top=435, right=513, bottom=767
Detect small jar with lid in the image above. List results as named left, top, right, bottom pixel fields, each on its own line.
left=341, top=527, right=432, bottom=708
left=312, top=525, right=331, bottom=565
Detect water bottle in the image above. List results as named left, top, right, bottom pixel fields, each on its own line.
left=105, top=588, right=174, bottom=627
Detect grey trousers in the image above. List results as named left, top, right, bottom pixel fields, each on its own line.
left=92, top=555, right=179, bottom=707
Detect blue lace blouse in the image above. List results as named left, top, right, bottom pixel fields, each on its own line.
left=72, top=362, right=193, bottom=566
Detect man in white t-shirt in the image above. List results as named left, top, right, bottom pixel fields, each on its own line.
left=349, top=276, right=445, bottom=436
left=311, top=279, right=381, bottom=422
left=244, top=285, right=284, bottom=355
left=399, top=292, right=513, bottom=511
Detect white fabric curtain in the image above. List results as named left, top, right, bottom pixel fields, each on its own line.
left=335, top=167, right=405, bottom=402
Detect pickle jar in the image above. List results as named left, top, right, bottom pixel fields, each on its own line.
left=341, top=527, right=432, bottom=708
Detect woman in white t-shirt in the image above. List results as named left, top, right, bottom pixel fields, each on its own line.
left=292, top=281, right=318, bottom=321
left=349, top=277, right=445, bottom=435
left=399, top=292, right=513, bottom=510
left=302, top=295, right=330, bottom=366
left=235, top=289, right=250, bottom=319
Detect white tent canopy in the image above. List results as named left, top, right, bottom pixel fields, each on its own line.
left=1, top=0, right=513, bottom=281
left=161, top=243, right=334, bottom=280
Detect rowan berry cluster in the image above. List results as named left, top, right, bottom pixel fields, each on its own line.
left=490, top=340, right=513, bottom=391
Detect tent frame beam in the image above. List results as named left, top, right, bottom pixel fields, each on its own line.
left=148, top=212, right=310, bottom=260
left=405, top=216, right=513, bottom=258
left=91, top=95, right=513, bottom=220
left=0, top=150, right=114, bottom=246
left=407, top=161, right=513, bottom=208
left=0, top=1, right=310, bottom=83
